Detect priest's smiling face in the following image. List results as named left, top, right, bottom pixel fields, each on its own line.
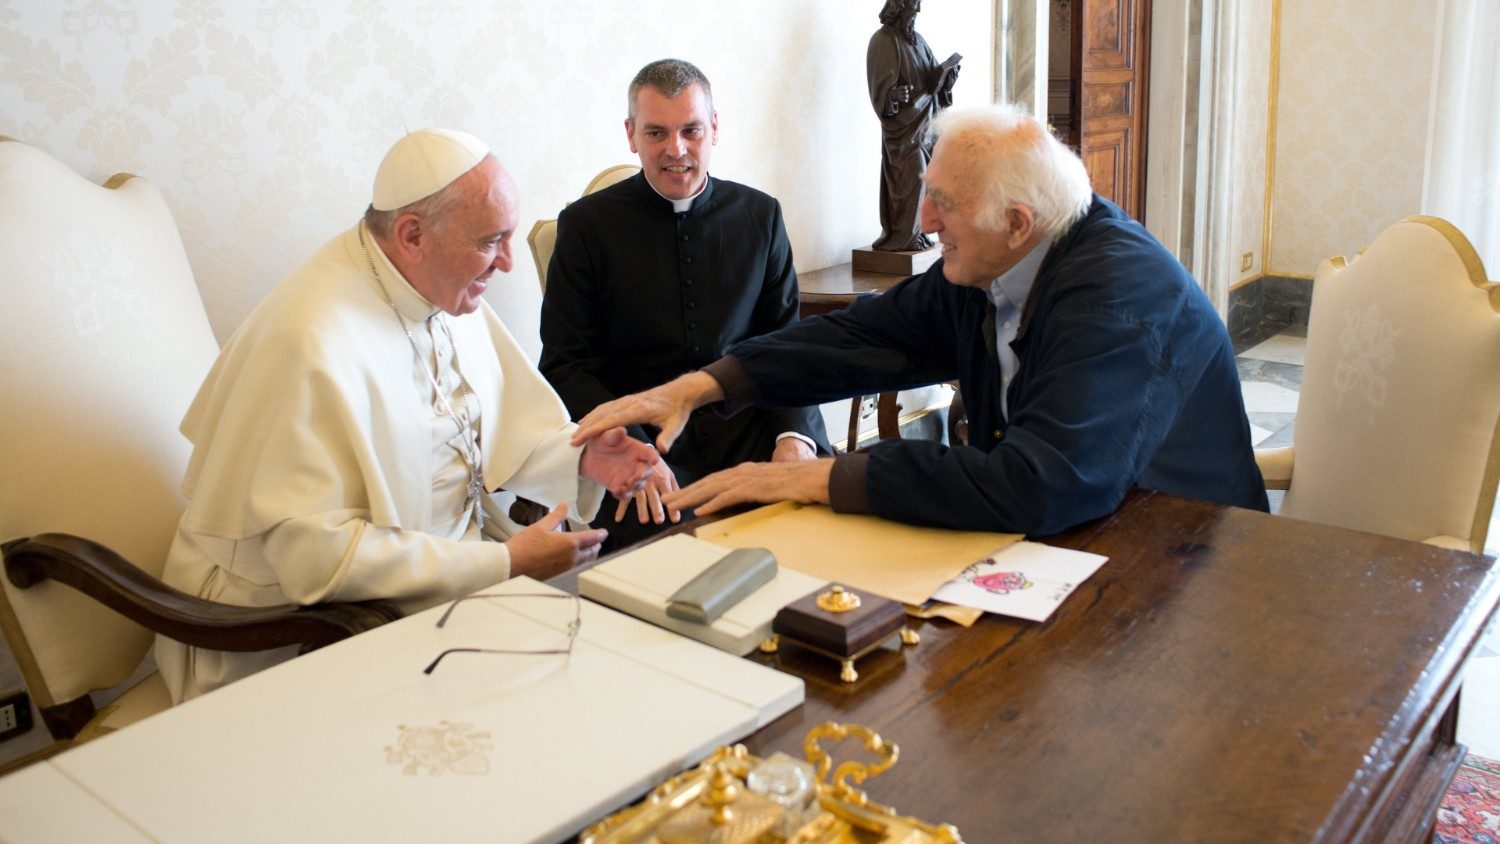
left=626, top=83, right=718, bottom=202
left=413, top=156, right=518, bottom=316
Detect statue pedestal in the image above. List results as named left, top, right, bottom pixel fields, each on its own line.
left=851, top=246, right=942, bottom=276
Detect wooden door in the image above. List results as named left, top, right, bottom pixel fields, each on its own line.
left=1079, top=0, right=1151, bottom=221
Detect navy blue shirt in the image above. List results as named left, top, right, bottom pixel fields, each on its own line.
left=716, top=196, right=1267, bottom=535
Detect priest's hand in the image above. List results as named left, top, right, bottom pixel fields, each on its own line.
left=614, top=453, right=681, bottom=525
left=579, top=426, right=656, bottom=499
left=664, top=458, right=834, bottom=516
left=571, top=372, right=724, bottom=454
left=506, top=503, right=607, bottom=580
left=771, top=436, right=818, bottom=463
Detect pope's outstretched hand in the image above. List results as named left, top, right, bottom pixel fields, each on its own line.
left=615, top=454, right=681, bottom=525
left=578, top=427, right=657, bottom=499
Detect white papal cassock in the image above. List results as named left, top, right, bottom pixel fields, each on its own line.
left=156, top=223, right=604, bottom=702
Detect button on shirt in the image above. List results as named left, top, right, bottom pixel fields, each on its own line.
left=989, top=240, right=1049, bottom=419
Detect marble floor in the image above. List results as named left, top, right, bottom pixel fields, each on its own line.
left=1238, top=329, right=1500, bottom=759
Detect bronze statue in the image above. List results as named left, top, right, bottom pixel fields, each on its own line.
left=867, top=0, right=960, bottom=252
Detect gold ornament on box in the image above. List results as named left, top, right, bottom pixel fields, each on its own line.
left=816, top=585, right=861, bottom=613
left=760, top=586, right=919, bottom=683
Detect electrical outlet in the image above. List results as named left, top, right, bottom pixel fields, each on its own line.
left=0, top=690, right=33, bottom=742
left=858, top=395, right=878, bottom=419
left=1240, top=252, right=1254, bottom=273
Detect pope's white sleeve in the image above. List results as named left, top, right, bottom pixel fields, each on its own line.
left=495, top=424, right=606, bottom=523
left=260, top=510, right=511, bottom=608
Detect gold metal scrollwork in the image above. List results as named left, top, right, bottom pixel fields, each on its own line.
left=804, top=722, right=898, bottom=805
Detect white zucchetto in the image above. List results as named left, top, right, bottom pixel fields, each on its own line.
left=371, top=128, right=490, bottom=211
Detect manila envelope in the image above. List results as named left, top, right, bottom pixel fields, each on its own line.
left=694, top=501, right=1021, bottom=606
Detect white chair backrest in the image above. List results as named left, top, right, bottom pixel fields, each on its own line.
left=1282, top=215, right=1500, bottom=550
left=582, top=164, right=641, bottom=195
left=528, top=165, right=641, bottom=290
left=0, top=140, right=220, bottom=706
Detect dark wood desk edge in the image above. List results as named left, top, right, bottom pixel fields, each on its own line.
left=1073, top=493, right=1500, bottom=841
left=1324, top=558, right=1500, bottom=841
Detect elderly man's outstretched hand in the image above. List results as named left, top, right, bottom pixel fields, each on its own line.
left=570, top=372, right=724, bottom=454
left=578, top=426, right=657, bottom=499
left=663, top=458, right=835, bottom=516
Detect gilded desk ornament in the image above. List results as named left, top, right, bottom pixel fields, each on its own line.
left=817, top=585, right=861, bottom=613
left=656, top=760, right=781, bottom=844
left=580, top=723, right=962, bottom=843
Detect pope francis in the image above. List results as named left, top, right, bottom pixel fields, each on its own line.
left=156, top=129, right=657, bottom=702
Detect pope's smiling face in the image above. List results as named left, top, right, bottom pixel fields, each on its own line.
left=411, top=157, right=517, bottom=316
left=626, top=83, right=718, bottom=202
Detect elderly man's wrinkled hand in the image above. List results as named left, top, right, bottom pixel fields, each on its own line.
left=662, top=458, right=834, bottom=516
left=570, top=372, right=723, bottom=453
left=579, top=427, right=656, bottom=499
left=614, top=453, right=682, bottom=525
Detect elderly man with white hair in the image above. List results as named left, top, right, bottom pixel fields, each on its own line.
left=572, top=104, right=1267, bottom=535
left=156, top=129, right=656, bottom=702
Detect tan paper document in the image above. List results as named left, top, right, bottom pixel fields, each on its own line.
left=905, top=601, right=985, bottom=627
left=695, top=502, right=1021, bottom=606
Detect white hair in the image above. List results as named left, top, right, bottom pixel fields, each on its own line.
left=928, top=103, right=1092, bottom=239
left=363, top=178, right=466, bottom=239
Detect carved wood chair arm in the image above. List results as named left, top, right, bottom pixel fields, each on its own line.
left=947, top=389, right=967, bottom=447
left=3, top=533, right=402, bottom=655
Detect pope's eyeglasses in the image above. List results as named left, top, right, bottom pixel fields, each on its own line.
left=423, top=592, right=581, bottom=675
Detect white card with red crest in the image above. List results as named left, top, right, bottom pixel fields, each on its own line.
left=931, top=541, right=1107, bottom=621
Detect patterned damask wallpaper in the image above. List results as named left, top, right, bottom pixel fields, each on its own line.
left=1270, top=0, right=1439, bottom=276
left=0, top=0, right=994, bottom=354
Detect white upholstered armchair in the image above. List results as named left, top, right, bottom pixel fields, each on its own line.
left=528, top=164, right=640, bottom=287
left=0, top=140, right=398, bottom=746
left=1256, top=216, right=1500, bottom=552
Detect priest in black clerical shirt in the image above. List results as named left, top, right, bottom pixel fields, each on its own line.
left=539, top=58, right=830, bottom=550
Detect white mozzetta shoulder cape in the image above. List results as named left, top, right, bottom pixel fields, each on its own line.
left=177, top=226, right=599, bottom=540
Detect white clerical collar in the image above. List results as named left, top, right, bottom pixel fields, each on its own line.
left=359, top=222, right=441, bottom=322
left=646, top=174, right=709, bottom=213
left=987, top=239, right=1049, bottom=312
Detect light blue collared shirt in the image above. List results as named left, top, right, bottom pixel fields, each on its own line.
left=988, top=240, right=1049, bottom=418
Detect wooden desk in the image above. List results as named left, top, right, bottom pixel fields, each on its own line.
left=564, top=490, right=1500, bottom=841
